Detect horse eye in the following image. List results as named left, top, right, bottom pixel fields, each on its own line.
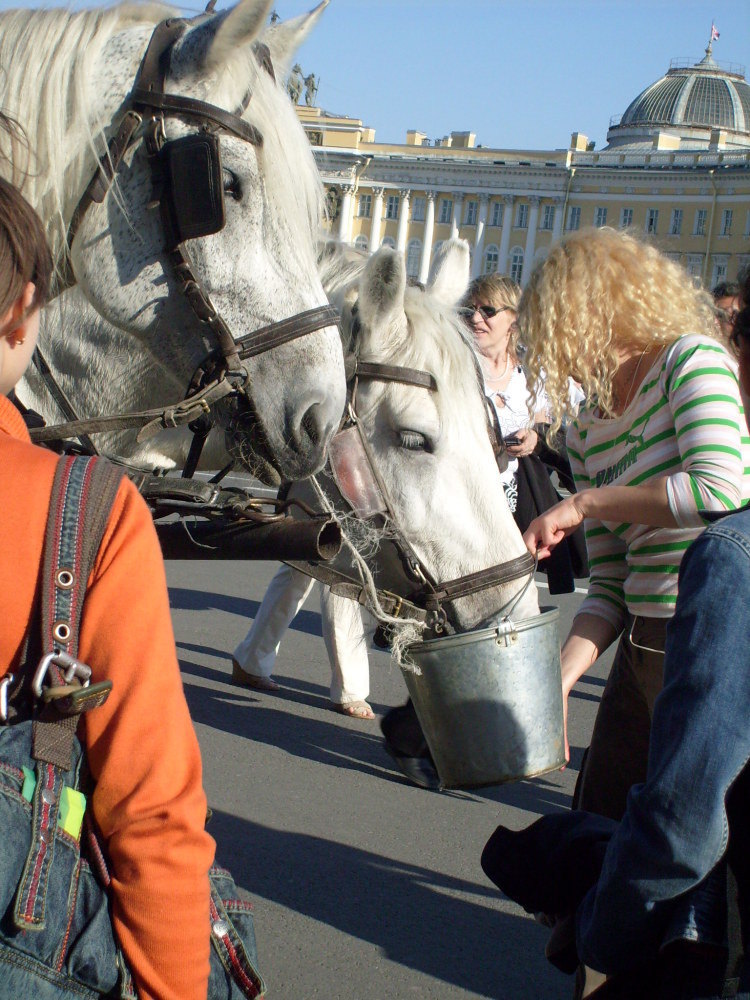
left=399, top=430, right=427, bottom=451
left=222, top=168, right=242, bottom=201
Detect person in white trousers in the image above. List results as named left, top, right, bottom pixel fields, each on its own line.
left=231, top=564, right=375, bottom=719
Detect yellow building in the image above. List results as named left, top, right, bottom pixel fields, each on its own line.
left=299, top=43, right=750, bottom=289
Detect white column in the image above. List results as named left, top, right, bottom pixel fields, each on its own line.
left=338, top=184, right=354, bottom=243
left=498, top=194, right=515, bottom=274
left=450, top=193, right=464, bottom=239
left=521, top=196, right=540, bottom=285
left=419, top=192, right=436, bottom=284
left=369, top=187, right=384, bottom=254
left=552, top=197, right=564, bottom=242
left=472, top=193, right=489, bottom=277
left=396, top=189, right=411, bottom=252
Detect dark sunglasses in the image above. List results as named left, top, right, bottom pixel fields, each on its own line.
left=459, top=303, right=513, bottom=321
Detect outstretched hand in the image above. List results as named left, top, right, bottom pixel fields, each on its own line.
left=522, top=495, right=586, bottom=560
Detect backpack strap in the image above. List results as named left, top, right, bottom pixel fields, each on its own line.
left=13, top=455, right=123, bottom=932
left=31, top=455, right=124, bottom=769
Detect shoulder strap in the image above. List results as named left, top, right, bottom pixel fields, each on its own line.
left=32, top=455, right=124, bottom=769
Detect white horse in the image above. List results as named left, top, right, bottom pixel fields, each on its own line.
left=232, top=240, right=539, bottom=709
left=3, top=0, right=346, bottom=482
left=323, top=239, right=540, bottom=632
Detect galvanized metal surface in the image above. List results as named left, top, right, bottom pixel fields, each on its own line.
left=403, top=608, right=565, bottom=789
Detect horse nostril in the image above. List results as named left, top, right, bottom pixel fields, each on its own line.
left=301, top=406, right=321, bottom=447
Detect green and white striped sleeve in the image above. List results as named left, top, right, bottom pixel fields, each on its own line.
left=663, top=336, right=747, bottom=528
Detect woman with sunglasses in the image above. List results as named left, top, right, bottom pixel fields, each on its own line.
left=518, top=226, right=750, bottom=825
left=462, top=275, right=550, bottom=514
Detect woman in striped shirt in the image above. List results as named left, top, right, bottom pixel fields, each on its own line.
left=519, top=226, right=750, bottom=821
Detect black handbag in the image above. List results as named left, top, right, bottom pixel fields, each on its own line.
left=0, top=454, right=264, bottom=999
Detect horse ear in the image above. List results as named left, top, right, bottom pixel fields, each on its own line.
left=265, top=1, right=329, bottom=80
left=428, top=239, right=471, bottom=307
left=202, top=0, right=275, bottom=73
left=357, top=248, right=406, bottom=332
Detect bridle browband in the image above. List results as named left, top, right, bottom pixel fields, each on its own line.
left=289, top=349, right=534, bottom=635
left=30, top=12, right=338, bottom=471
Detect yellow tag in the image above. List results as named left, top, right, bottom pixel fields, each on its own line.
left=58, top=786, right=86, bottom=840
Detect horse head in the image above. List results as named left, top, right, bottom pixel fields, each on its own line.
left=321, top=240, right=540, bottom=633
left=4, top=0, right=345, bottom=482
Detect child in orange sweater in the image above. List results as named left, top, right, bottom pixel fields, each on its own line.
left=0, top=180, right=215, bottom=996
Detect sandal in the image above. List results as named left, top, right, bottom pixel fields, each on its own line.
left=332, top=700, right=375, bottom=720
left=231, top=658, right=280, bottom=691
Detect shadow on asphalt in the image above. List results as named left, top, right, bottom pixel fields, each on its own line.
left=210, top=808, right=560, bottom=1000
left=178, top=651, right=579, bottom=818
left=169, top=587, right=323, bottom=638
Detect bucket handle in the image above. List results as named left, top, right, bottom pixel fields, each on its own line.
left=495, top=553, right=539, bottom=628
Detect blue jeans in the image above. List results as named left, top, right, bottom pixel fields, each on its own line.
left=576, top=508, right=750, bottom=993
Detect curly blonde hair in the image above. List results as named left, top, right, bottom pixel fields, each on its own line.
left=466, top=273, right=522, bottom=358
left=519, top=226, right=717, bottom=436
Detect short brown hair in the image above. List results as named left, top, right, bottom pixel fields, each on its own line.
left=0, top=176, right=52, bottom=333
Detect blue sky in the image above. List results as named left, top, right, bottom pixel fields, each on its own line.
left=3, top=0, right=747, bottom=151
left=269, top=0, right=749, bottom=150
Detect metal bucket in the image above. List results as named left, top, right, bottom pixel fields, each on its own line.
left=401, top=607, right=564, bottom=789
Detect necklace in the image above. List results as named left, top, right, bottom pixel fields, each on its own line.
left=614, top=348, right=648, bottom=412
left=483, top=355, right=511, bottom=384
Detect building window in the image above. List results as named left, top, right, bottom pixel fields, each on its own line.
left=432, top=241, right=444, bottom=262
left=412, top=197, right=426, bottom=222
left=438, top=199, right=453, bottom=224
left=540, top=205, right=555, bottom=231
left=465, top=200, right=478, bottom=226
left=358, top=194, right=371, bottom=218
left=515, top=203, right=529, bottom=229
left=620, top=207, right=633, bottom=228
left=483, top=244, right=499, bottom=274
left=720, top=209, right=733, bottom=237
left=686, top=254, right=703, bottom=278
left=490, top=202, right=503, bottom=228
left=646, top=209, right=659, bottom=234
left=669, top=209, right=683, bottom=236
left=566, top=206, right=581, bottom=231
left=381, top=236, right=396, bottom=249
left=711, top=257, right=729, bottom=287
left=385, top=195, right=399, bottom=221
left=354, top=234, right=369, bottom=253
left=694, top=209, right=707, bottom=236
left=509, top=247, right=524, bottom=284
left=406, top=239, right=422, bottom=278
left=594, top=207, right=608, bottom=228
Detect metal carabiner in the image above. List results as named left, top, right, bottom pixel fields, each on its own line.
left=0, top=673, right=14, bottom=724
left=32, top=650, right=92, bottom=700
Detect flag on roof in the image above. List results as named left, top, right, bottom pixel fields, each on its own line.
left=711, top=23, right=720, bottom=41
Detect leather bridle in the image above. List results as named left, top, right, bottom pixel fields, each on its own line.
left=288, top=347, right=535, bottom=635
left=30, top=12, right=338, bottom=474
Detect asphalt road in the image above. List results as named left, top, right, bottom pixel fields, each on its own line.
left=165, top=545, right=613, bottom=1000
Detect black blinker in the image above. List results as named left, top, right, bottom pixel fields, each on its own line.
left=161, top=132, right=225, bottom=247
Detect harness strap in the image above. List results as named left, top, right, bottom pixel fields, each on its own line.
left=283, top=560, right=427, bottom=624
left=131, top=88, right=262, bottom=146
left=31, top=349, right=98, bottom=454
left=236, top=305, right=340, bottom=360
left=348, top=359, right=437, bottom=391
left=28, top=371, right=237, bottom=445
left=423, top=552, right=536, bottom=610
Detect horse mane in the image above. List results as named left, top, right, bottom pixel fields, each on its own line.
left=0, top=4, right=173, bottom=264
left=0, top=3, right=323, bottom=272
left=320, top=240, right=484, bottom=418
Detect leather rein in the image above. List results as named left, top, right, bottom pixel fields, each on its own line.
left=288, top=352, right=535, bottom=635
left=29, top=13, right=337, bottom=474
